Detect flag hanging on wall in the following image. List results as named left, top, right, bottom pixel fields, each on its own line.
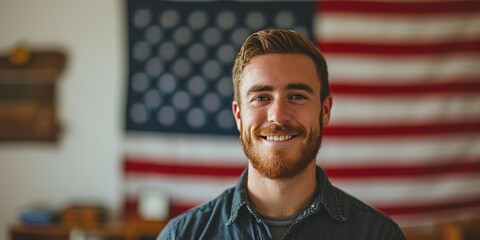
left=124, top=0, right=480, bottom=226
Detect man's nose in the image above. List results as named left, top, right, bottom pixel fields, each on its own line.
left=267, top=98, right=291, bottom=125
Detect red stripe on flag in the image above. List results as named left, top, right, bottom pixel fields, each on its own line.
left=124, top=158, right=244, bottom=178
left=324, top=120, right=480, bottom=137
left=325, top=161, right=480, bottom=179
left=319, top=40, right=480, bottom=55
left=330, top=80, right=480, bottom=95
left=319, top=1, right=480, bottom=14
left=124, top=157, right=480, bottom=179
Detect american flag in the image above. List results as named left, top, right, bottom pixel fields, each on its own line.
left=124, top=0, right=480, bottom=226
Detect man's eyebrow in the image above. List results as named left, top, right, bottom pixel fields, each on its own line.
left=286, top=83, right=314, bottom=93
left=246, top=85, right=273, bottom=95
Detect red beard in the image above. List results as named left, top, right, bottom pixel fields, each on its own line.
left=240, top=120, right=322, bottom=179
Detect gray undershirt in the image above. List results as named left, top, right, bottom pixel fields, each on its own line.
left=261, top=214, right=298, bottom=240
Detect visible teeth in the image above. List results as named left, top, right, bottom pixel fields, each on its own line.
left=266, top=135, right=292, bottom=141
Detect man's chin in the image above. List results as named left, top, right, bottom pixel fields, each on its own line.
left=250, top=156, right=313, bottom=180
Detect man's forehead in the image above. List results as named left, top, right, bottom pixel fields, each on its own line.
left=240, top=54, right=320, bottom=93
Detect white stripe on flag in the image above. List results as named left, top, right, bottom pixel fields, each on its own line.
left=320, top=134, right=480, bottom=167
left=316, top=13, right=480, bottom=43
left=326, top=54, right=480, bottom=82
left=125, top=132, right=245, bottom=165
left=330, top=93, right=480, bottom=125
left=334, top=174, right=480, bottom=204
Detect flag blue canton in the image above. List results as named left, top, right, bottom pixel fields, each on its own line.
left=126, top=0, right=315, bottom=135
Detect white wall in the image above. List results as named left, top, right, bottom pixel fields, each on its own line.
left=0, top=1, right=124, bottom=239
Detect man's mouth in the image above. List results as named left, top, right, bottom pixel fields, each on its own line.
left=262, top=135, right=294, bottom=141
left=255, top=124, right=302, bottom=142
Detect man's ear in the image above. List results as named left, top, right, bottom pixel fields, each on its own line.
left=232, top=101, right=241, bottom=131
left=321, top=94, right=333, bottom=127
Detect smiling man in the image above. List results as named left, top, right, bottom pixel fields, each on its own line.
left=157, top=29, right=406, bottom=240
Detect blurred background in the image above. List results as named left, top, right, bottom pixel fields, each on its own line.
left=0, top=0, right=124, bottom=239
left=0, top=0, right=479, bottom=240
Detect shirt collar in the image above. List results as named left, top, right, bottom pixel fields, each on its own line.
left=227, top=169, right=248, bottom=225
left=314, top=166, right=347, bottom=222
left=227, top=166, right=347, bottom=226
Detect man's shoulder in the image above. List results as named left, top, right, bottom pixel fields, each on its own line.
left=331, top=185, right=405, bottom=239
left=317, top=166, right=397, bottom=226
left=335, top=185, right=393, bottom=222
left=157, top=187, right=235, bottom=239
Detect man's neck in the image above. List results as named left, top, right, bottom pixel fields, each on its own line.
left=246, top=162, right=317, bottom=218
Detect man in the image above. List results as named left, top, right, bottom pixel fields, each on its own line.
left=157, top=29, right=406, bottom=240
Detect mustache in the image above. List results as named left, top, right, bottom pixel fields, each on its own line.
left=253, top=123, right=305, bottom=136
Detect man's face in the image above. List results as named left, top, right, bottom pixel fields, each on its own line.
left=232, top=53, right=332, bottom=179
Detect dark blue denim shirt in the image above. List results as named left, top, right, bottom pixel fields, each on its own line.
left=157, top=166, right=406, bottom=240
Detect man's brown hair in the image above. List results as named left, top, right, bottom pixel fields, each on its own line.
left=232, top=29, right=330, bottom=104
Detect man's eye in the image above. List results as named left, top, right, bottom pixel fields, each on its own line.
left=252, top=96, right=269, bottom=101
left=289, top=94, right=307, bottom=100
